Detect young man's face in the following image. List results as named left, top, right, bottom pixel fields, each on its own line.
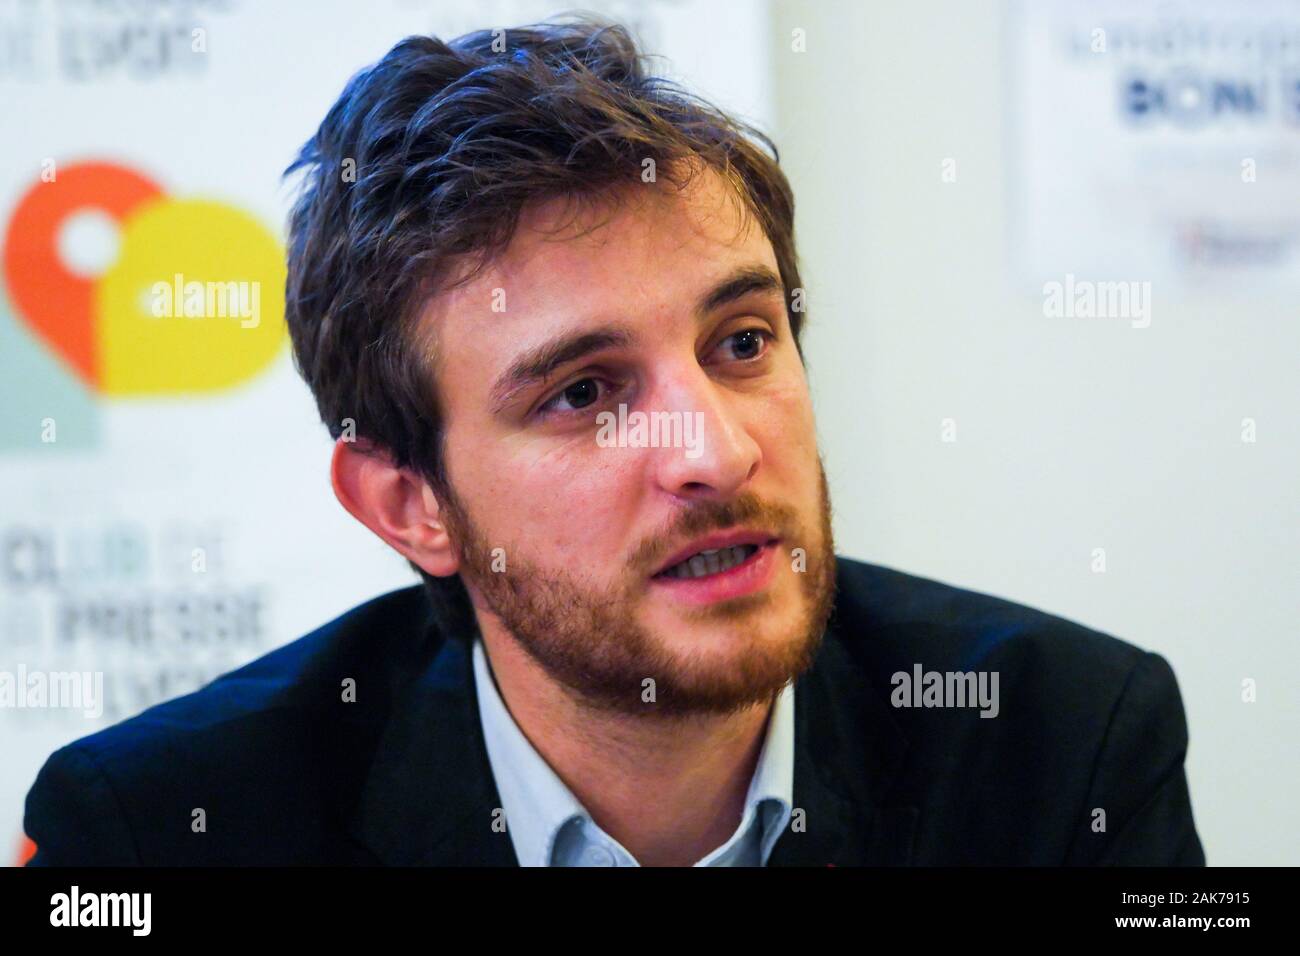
left=423, top=166, right=835, bottom=716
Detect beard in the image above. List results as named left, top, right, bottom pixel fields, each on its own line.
left=438, top=462, right=837, bottom=718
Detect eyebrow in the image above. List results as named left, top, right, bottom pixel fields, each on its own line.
left=488, top=263, right=785, bottom=413
left=696, top=264, right=784, bottom=316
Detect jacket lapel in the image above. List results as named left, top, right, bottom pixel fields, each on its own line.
left=349, top=632, right=519, bottom=866
left=767, top=618, right=918, bottom=866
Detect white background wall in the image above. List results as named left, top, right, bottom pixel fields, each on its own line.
left=769, top=0, right=1298, bottom=866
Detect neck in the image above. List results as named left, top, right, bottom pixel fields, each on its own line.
left=478, top=622, right=773, bottom=867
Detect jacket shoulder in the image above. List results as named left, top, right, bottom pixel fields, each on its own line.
left=831, top=556, right=1149, bottom=684
left=828, top=557, right=1202, bottom=864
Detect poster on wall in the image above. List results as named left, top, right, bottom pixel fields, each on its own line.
left=1009, top=0, right=1300, bottom=296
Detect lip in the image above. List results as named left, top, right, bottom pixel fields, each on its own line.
left=650, top=534, right=781, bottom=606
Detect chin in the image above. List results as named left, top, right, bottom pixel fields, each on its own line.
left=647, top=598, right=809, bottom=659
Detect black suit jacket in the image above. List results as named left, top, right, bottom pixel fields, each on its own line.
left=23, top=558, right=1205, bottom=865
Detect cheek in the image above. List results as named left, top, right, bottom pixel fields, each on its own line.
left=451, top=425, right=641, bottom=559
left=754, top=371, right=818, bottom=456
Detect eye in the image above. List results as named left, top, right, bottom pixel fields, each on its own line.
left=712, top=328, right=773, bottom=363
left=537, top=377, right=608, bottom=416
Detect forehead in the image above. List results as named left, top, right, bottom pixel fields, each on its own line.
left=418, top=166, right=778, bottom=367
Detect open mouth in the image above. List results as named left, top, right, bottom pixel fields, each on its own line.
left=655, top=544, right=761, bottom=580
left=649, top=537, right=780, bottom=605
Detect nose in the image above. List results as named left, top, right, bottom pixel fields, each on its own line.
left=647, top=365, right=761, bottom=502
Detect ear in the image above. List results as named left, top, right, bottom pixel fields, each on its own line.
left=330, top=438, right=460, bottom=578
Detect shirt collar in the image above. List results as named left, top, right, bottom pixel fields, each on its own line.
left=743, top=676, right=796, bottom=862
left=472, top=636, right=795, bottom=866
left=472, top=638, right=586, bottom=866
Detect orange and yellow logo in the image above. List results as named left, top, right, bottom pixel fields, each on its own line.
left=2, top=160, right=286, bottom=397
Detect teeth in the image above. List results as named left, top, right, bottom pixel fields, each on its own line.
left=664, top=544, right=758, bottom=580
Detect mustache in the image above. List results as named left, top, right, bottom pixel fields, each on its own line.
left=628, top=492, right=799, bottom=575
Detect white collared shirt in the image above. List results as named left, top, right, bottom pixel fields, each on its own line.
left=471, top=637, right=794, bottom=867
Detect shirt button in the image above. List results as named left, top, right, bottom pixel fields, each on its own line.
left=580, top=844, right=616, bottom=867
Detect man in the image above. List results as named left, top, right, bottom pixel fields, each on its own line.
left=24, top=18, right=1204, bottom=866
